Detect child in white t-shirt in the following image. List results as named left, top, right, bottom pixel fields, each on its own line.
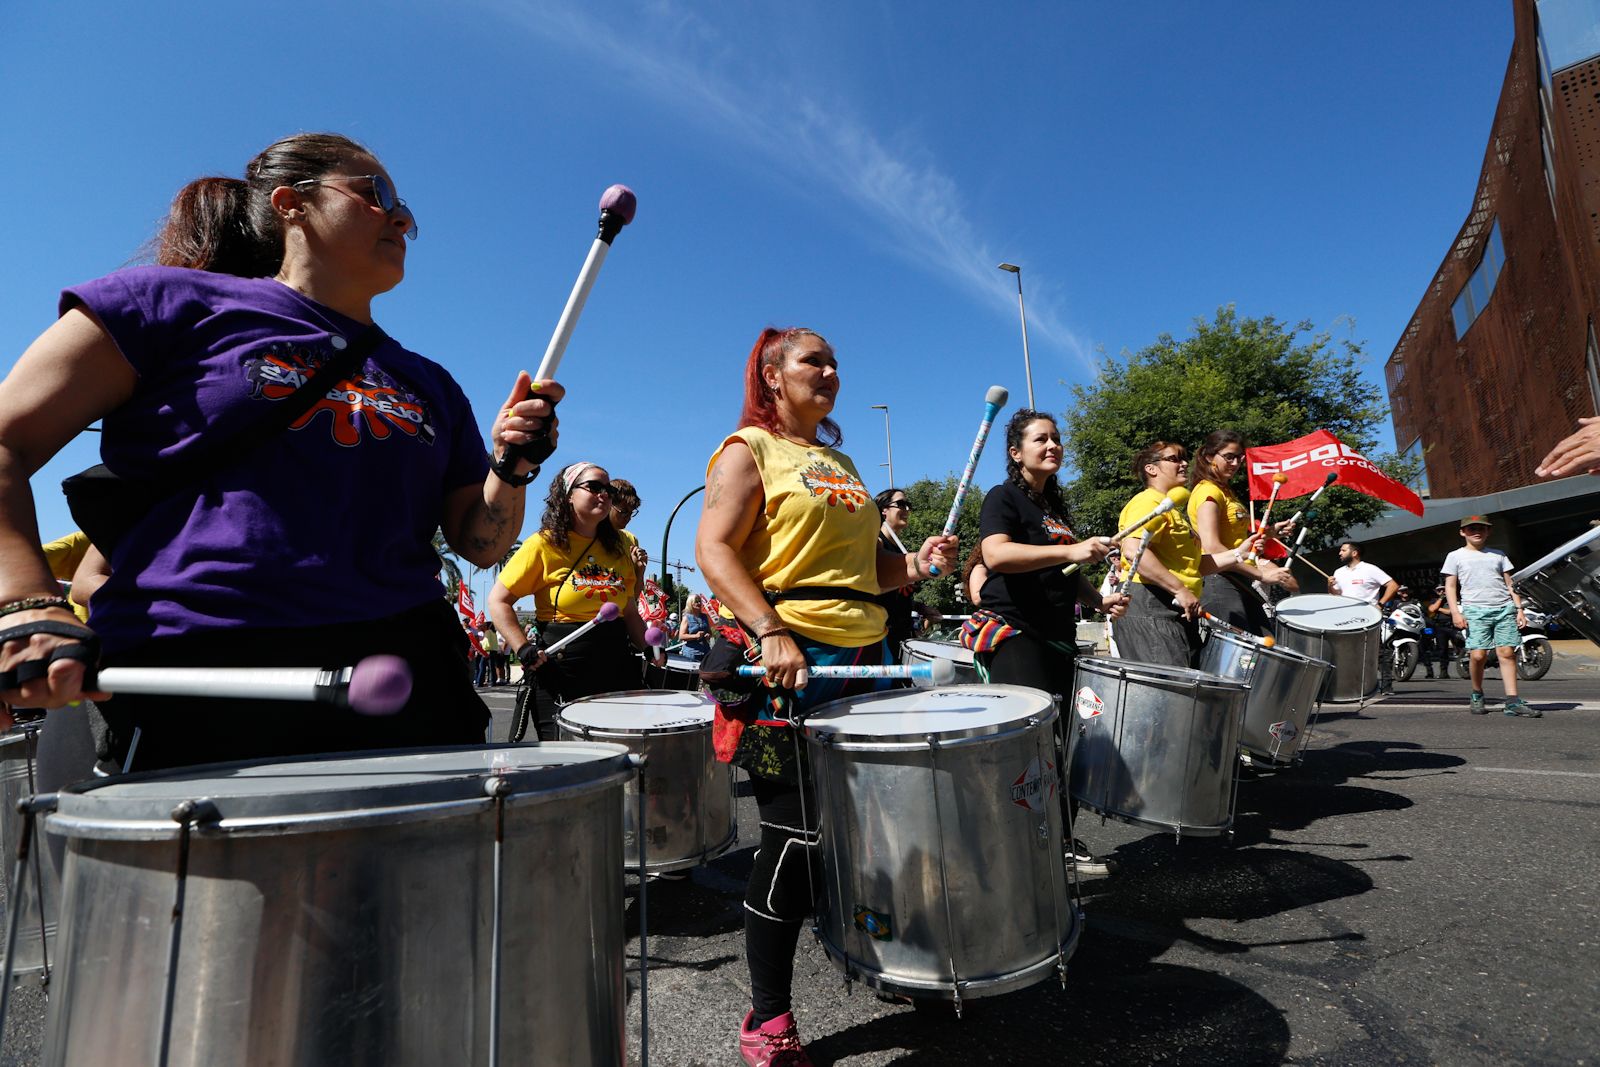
left=1442, top=515, right=1537, bottom=717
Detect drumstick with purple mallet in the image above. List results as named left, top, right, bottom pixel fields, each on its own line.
left=91, top=655, right=414, bottom=716
left=1064, top=485, right=1190, bottom=578
left=544, top=601, right=622, bottom=656
left=737, top=658, right=955, bottom=689
left=503, top=184, right=638, bottom=467
left=928, top=385, right=1008, bottom=575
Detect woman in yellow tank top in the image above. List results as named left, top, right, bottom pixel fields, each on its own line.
left=697, top=326, right=956, bottom=1063
left=1187, top=430, right=1297, bottom=636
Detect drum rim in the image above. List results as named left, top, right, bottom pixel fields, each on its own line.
left=1201, top=628, right=1334, bottom=669
left=1513, top=523, right=1600, bottom=581
left=1074, top=655, right=1248, bottom=693
left=902, top=638, right=975, bottom=663
left=801, top=683, right=1056, bottom=745
left=46, top=742, right=634, bottom=839
left=558, top=688, right=716, bottom=733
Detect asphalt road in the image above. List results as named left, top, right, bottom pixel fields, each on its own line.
left=2, top=653, right=1594, bottom=1065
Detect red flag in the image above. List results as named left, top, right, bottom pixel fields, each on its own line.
left=455, top=581, right=485, bottom=654
left=1246, top=430, right=1423, bottom=516
left=637, top=578, right=668, bottom=624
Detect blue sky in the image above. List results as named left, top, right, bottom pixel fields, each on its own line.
left=1, top=1, right=1512, bottom=604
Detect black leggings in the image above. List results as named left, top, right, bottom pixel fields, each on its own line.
left=975, top=630, right=1081, bottom=830
left=744, top=772, right=824, bottom=1026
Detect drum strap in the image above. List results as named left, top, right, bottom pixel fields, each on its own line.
left=761, top=586, right=879, bottom=605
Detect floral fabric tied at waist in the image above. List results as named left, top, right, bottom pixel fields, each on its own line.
left=960, top=608, right=1021, bottom=654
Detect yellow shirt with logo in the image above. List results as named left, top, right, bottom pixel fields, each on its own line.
left=42, top=530, right=93, bottom=623
left=1120, top=487, right=1203, bottom=596
left=498, top=531, right=638, bottom=623
left=708, top=428, right=887, bottom=647
left=1187, top=480, right=1254, bottom=549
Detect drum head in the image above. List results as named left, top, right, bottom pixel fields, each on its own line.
left=1514, top=524, right=1600, bottom=582
left=664, top=655, right=701, bottom=674
left=902, top=640, right=974, bottom=667
left=559, top=690, right=715, bottom=732
left=49, top=743, right=632, bottom=836
left=1275, top=594, right=1381, bottom=633
left=803, top=684, right=1053, bottom=744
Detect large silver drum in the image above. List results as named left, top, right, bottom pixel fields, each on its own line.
left=40, top=744, right=633, bottom=1067
left=901, top=639, right=978, bottom=684
left=1198, top=631, right=1333, bottom=765
left=641, top=653, right=702, bottom=692
left=557, top=690, right=736, bottom=873
left=1514, top=526, right=1600, bottom=645
left=804, top=685, right=1078, bottom=1006
left=1069, top=658, right=1248, bottom=838
left=1, top=724, right=58, bottom=987
left=1273, top=594, right=1382, bottom=703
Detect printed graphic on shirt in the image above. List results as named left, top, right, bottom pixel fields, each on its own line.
left=1043, top=516, right=1076, bottom=544
left=798, top=459, right=870, bottom=512
left=571, top=556, right=626, bottom=602
left=245, top=344, right=438, bottom=448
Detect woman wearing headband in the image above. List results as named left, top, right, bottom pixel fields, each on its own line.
left=490, top=462, right=657, bottom=737
left=1188, top=430, right=1297, bottom=635
left=0, top=132, right=557, bottom=770
left=697, top=327, right=956, bottom=1065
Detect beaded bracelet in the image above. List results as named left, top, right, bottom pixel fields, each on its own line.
left=756, top=628, right=792, bottom=641
left=0, top=596, right=74, bottom=619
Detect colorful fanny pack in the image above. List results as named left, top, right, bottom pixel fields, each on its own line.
left=960, top=608, right=1021, bottom=654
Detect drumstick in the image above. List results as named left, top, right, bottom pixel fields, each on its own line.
left=1200, top=611, right=1276, bottom=648
left=504, top=184, right=638, bottom=466
left=736, top=658, right=956, bottom=688
left=1283, top=472, right=1338, bottom=531
left=882, top=523, right=909, bottom=555
left=544, top=601, right=621, bottom=656
left=929, top=385, right=1009, bottom=575
left=1114, top=529, right=1154, bottom=594
left=1292, top=551, right=1333, bottom=581
left=1064, top=485, right=1189, bottom=577
left=1245, top=473, right=1289, bottom=563
left=93, top=656, right=413, bottom=716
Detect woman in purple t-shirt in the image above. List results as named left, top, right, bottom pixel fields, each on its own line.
left=0, top=132, right=563, bottom=771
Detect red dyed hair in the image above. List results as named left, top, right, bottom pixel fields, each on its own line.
left=737, top=327, right=843, bottom=447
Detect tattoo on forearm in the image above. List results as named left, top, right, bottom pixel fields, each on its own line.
left=751, top=611, right=781, bottom=634
left=465, top=499, right=511, bottom=554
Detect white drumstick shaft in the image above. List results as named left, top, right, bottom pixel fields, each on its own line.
left=883, top=524, right=909, bottom=555
left=96, top=666, right=351, bottom=703
left=535, top=238, right=612, bottom=382
left=543, top=613, right=611, bottom=656
left=737, top=663, right=926, bottom=680
left=1116, top=529, right=1155, bottom=594
left=1063, top=499, right=1174, bottom=577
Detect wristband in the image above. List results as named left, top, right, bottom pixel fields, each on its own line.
left=910, top=552, right=925, bottom=579
left=0, top=596, right=74, bottom=619
left=489, top=453, right=539, bottom=487
left=757, top=628, right=792, bottom=642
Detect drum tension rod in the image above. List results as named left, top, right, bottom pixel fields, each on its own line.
left=0, top=793, right=58, bottom=1043
left=158, top=798, right=217, bottom=1067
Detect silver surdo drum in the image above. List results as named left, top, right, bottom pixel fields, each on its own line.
left=1514, top=526, right=1600, bottom=645
left=804, top=686, right=1079, bottom=1008
left=557, top=690, right=736, bottom=874
left=1198, top=631, right=1333, bottom=766
left=900, top=639, right=978, bottom=684
left=641, top=653, right=702, bottom=692
left=1069, top=658, right=1248, bottom=838
left=1273, top=594, right=1382, bottom=703
left=1, top=724, right=58, bottom=988
left=38, top=744, right=634, bottom=1067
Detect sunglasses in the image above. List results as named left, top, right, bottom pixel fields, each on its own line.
left=573, top=480, right=615, bottom=497
left=887, top=501, right=912, bottom=512
left=1155, top=454, right=1187, bottom=465
left=292, top=174, right=418, bottom=239
left=1216, top=452, right=1244, bottom=463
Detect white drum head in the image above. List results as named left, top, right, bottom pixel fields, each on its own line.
left=1514, top=524, right=1600, bottom=582
left=803, top=685, right=1052, bottom=743
left=664, top=655, right=702, bottom=674
left=903, top=640, right=974, bottom=667
left=1275, top=594, right=1381, bottom=633
left=559, top=690, right=715, bottom=732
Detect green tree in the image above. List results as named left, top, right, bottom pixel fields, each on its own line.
left=432, top=528, right=463, bottom=600
left=1061, top=307, right=1419, bottom=553
left=895, top=474, right=984, bottom=612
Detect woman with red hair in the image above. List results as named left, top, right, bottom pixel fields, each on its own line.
left=697, top=326, right=956, bottom=1065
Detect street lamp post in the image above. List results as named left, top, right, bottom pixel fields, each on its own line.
left=870, top=404, right=894, bottom=487
left=998, top=263, right=1035, bottom=409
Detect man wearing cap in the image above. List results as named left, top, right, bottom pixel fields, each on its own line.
left=1442, top=516, right=1538, bottom=717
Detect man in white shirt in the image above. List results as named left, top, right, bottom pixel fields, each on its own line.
left=1329, top=540, right=1399, bottom=694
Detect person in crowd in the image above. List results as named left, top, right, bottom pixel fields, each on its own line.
left=609, top=477, right=650, bottom=579
left=1329, top=539, right=1399, bottom=695
left=973, top=408, right=1128, bottom=875
left=1424, top=583, right=1452, bottom=680
left=0, top=133, right=557, bottom=764
left=476, top=623, right=502, bottom=687
left=696, top=326, right=955, bottom=1065
left=1443, top=516, right=1539, bottom=717
left=1187, top=430, right=1298, bottom=634
left=873, top=487, right=940, bottom=652
left=676, top=593, right=713, bottom=660
left=41, top=530, right=93, bottom=623
left=489, top=463, right=657, bottom=738
left=1112, top=441, right=1263, bottom=667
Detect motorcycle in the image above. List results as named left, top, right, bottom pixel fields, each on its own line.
left=1385, top=602, right=1427, bottom=682
left=1446, top=606, right=1554, bottom=681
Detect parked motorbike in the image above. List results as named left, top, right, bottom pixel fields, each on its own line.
left=1385, top=602, right=1427, bottom=681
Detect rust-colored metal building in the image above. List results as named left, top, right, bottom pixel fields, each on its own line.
left=1385, top=0, right=1600, bottom=499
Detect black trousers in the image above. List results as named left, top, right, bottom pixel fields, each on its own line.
left=744, top=771, right=823, bottom=1025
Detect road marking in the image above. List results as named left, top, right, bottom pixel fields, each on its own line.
left=1474, top=767, right=1600, bottom=779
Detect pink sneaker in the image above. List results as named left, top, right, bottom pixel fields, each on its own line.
left=739, top=1010, right=814, bottom=1066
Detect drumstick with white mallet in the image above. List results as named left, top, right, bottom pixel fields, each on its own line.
left=928, top=385, right=1009, bottom=575
left=737, top=658, right=955, bottom=688
left=1064, top=485, right=1190, bottom=578
left=502, top=184, right=638, bottom=468
left=88, top=655, right=415, bottom=716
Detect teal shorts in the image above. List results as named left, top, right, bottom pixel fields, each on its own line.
left=1463, top=603, right=1519, bottom=651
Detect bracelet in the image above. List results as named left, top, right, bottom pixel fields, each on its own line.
left=0, top=596, right=74, bottom=619
left=488, top=454, right=539, bottom=487
left=909, top=552, right=925, bottom=579
left=756, top=627, right=792, bottom=641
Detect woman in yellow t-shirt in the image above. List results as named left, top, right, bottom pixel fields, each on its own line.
left=1113, top=440, right=1262, bottom=668
left=1187, top=430, right=1297, bottom=636
left=488, top=462, right=656, bottom=738
left=696, top=326, right=956, bottom=1061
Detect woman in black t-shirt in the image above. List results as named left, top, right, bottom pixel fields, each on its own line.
left=976, top=409, right=1127, bottom=874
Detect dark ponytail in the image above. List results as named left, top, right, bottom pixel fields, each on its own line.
left=1002, top=408, right=1071, bottom=524
left=154, top=132, right=373, bottom=278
